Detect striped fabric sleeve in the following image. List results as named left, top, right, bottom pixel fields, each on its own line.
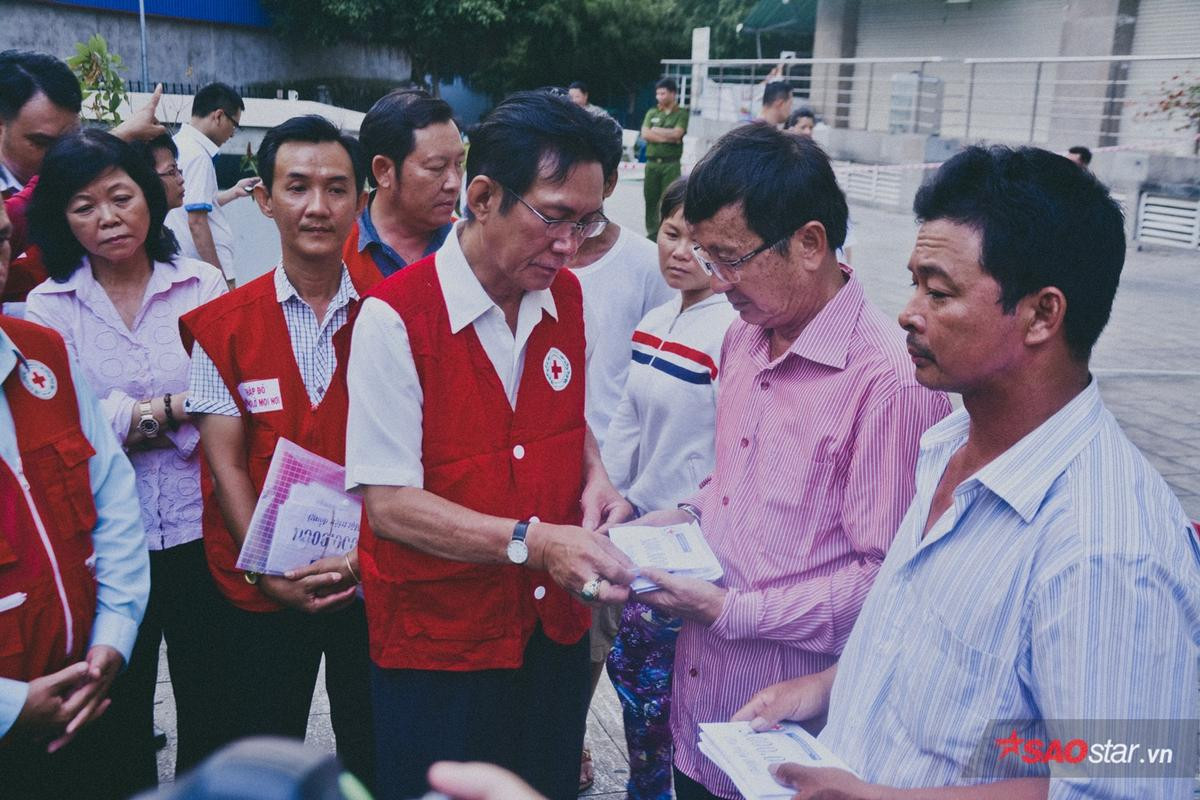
left=1033, top=552, right=1199, bottom=800
left=184, top=342, right=240, bottom=416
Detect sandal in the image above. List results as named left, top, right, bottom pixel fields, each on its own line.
left=578, top=746, right=595, bottom=793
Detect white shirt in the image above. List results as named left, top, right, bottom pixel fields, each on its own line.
left=0, top=161, right=22, bottom=195
left=345, top=223, right=560, bottom=491
left=164, top=123, right=235, bottom=280
left=601, top=292, right=737, bottom=515
left=572, top=225, right=673, bottom=449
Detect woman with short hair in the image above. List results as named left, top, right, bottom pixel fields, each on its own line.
left=27, top=128, right=227, bottom=792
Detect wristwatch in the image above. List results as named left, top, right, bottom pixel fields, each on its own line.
left=137, top=400, right=160, bottom=438
left=507, top=519, right=531, bottom=565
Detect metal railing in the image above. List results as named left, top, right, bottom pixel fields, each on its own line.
left=661, top=54, right=1200, bottom=156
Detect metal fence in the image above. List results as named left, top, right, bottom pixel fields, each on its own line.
left=661, top=54, right=1200, bottom=156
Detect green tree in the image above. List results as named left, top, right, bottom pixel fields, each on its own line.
left=67, top=34, right=128, bottom=126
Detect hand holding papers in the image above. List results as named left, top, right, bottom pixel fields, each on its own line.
left=237, top=438, right=361, bottom=575
left=607, top=520, right=723, bottom=592
left=698, top=721, right=857, bottom=800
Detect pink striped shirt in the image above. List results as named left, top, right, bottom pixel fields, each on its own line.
left=671, top=271, right=952, bottom=797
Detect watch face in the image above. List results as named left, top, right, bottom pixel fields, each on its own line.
left=506, top=539, right=529, bottom=565
left=138, top=417, right=160, bottom=436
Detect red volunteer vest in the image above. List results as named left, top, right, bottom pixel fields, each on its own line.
left=361, top=254, right=590, bottom=671
left=3, top=246, right=49, bottom=305
left=179, top=262, right=379, bottom=612
left=0, top=317, right=98, bottom=690
left=341, top=220, right=379, bottom=283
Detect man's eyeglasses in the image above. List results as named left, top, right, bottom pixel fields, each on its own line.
left=503, top=186, right=608, bottom=241
left=691, top=233, right=791, bottom=284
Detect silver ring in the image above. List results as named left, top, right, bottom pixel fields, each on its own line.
left=580, top=576, right=602, bottom=602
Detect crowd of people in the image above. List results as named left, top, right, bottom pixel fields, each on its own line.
left=0, top=45, right=1197, bottom=800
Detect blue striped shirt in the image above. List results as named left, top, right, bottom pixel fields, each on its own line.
left=820, top=379, right=1200, bottom=799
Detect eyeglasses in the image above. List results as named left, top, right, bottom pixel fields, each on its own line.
left=691, top=233, right=791, bottom=284
left=156, top=166, right=181, bottom=179
left=503, top=186, right=608, bottom=241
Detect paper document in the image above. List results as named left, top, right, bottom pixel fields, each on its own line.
left=237, top=438, right=361, bottom=575
left=698, top=721, right=857, bottom=800
left=607, top=521, right=723, bottom=592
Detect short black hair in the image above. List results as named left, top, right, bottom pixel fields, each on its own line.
left=192, top=82, right=244, bottom=120
left=29, top=129, right=176, bottom=280
left=656, top=77, right=678, bottom=94
left=685, top=122, right=847, bottom=252
left=0, top=50, right=82, bottom=120
left=465, top=90, right=608, bottom=218
left=659, top=175, right=688, bottom=223
left=1067, top=145, right=1093, bottom=165
left=257, top=114, right=365, bottom=193
left=130, top=132, right=178, bottom=164
left=359, top=90, right=455, bottom=189
left=784, top=107, right=816, bottom=130
left=568, top=81, right=589, bottom=95
left=913, top=145, right=1124, bottom=361
left=592, top=110, right=624, bottom=183
left=763, top=81, right=791, bottom=107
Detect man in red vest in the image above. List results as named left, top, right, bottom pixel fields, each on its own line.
left=345, top=90, right=637, bottom=800
left=181, top=115, right=376, bottom=787
left=0, top=199, right=151, bottom=796
left=342, top=89, right=464, bottom=280
left=1, top=50, right=167, bottom=308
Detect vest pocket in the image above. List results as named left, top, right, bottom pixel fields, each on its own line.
left=29, top=432, right=98, bottom=540
left=400, top=568, right=510, bottom=641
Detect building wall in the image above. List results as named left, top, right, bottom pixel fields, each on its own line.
left=0, top=0, right=410, bottom=89
left=848, top=0, right=1068, bottom=143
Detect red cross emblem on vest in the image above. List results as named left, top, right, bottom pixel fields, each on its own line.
left=542, top=347, right=572, bottom=392
left=18, top=358, right=58, bottom=400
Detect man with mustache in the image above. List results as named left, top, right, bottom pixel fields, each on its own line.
left=343, top=90, right=465, bottom=279
left=181, top=115, right=377, bottom=787
left=736, top=146, right=1200, bottom=800
left=623, top=123, right=950, bottom=800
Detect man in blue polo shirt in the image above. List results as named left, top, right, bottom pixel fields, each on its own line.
left=342, top=90, right=465, bottom=278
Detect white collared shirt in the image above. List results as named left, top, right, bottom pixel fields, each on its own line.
left=0, top=161, right=23, bottom=196
left=164, top=123, right=236, bottom=279
left=345, top=223, right=561, bottom=491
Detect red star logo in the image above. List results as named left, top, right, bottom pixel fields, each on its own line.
left=550, top=360, right=563, bottom=380
left=31, top=372, right=46, bottom=388
left=995, top=729, right=1023, bottom=760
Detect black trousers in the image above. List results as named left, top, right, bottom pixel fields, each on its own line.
left=0, top=539, right=227, bottom=800
left=208, top=594, right=376, bottom=791
left=371, top=625, right=591, bottom=800
left=673, top=766, right=727, bottom=800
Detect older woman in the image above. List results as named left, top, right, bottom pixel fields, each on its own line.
left=26, top=129, right=227, bottom=792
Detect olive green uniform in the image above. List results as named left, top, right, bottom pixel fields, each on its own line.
left=641, top=104, right=689, bottom=237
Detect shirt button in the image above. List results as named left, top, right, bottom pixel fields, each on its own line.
left=760, top=380, right=770, bottom=390
left=740, top=437, right=749, bottom=448
left=533, top=585, right=547, bottom=600
left=721, top=496, right=729, bottom=506
left=513, top=444, right=526, bottom=460
left=530, top=515, right=540, bottom=523
left=689, top=667, right=699, bottom=677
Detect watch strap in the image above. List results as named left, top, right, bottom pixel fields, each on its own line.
left=512, top=519, right=531, bottom=544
